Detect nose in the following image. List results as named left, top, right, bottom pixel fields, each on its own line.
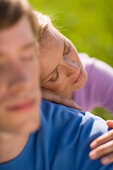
left=8, top=61, right=30, bottom=92
left=62, top=58, right=80, bottom=77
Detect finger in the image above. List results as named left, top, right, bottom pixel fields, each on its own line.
left=101, top=152, right=113, bottom=165
left=107, top=120, right=113, bottom=128
left=90, top=130, right=113, bottom=149
left=89, top=140, right=113, bottom=160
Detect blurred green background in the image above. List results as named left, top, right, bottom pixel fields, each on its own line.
left=30, top=0, right=113, bottom=120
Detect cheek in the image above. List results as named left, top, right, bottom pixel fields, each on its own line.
left=68, top=47, right=80, bottom=62
left=43, top=75, right=69, bottom=94
left=27, top=61, right=40, bottom=85
left=0, top=74, right=9, bottom=103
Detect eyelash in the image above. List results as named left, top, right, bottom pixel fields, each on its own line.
left=48, top=69, right=59, bottom=83
left=47, top=42, right=70, bottom=83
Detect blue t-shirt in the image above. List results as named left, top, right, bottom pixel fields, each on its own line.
left=0, top=100, right=113, bottom=170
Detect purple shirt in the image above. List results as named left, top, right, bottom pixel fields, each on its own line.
left=74, top=53, right=113, bottom=113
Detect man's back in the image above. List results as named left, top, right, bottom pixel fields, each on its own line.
left=1, top=100, right=113, bottom=170
left=40, top=100, right=113, bottom=170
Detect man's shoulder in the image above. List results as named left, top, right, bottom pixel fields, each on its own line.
left=40, top=100, right=113, bottom=169
left=41, top=100, right=108, bottom=142
left=41, top=100, right=105, bottom=122
left=41, top=99, right=85, bottom=124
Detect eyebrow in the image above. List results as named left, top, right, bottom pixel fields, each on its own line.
left=63, top=42, right=65, bottom=54
left=63, top=41, right=70, bottom=55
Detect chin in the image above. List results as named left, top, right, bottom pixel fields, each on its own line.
left=21, top=125, right=40, bottom=134
left=3, top=123, right=40, bottom=135
left=12, top=124, right=40, bottom=135
left=73, top=72, right=88, bottom=91
left=17, top=117, right=41, bottom=134
left=2, top=114, right=41, bottom=135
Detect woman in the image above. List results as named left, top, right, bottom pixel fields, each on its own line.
left=36, top=12, right=113, bottom=165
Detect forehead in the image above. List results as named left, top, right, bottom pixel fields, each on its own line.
left=0, top=17, right=35, bottom=53
left=41, top=27, right=63, bottom=46
left=39, top=27, right=65, bottom=80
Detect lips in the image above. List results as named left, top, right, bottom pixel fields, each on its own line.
left=7, top=98, right=35, bottom=112
left=73, top=70, right=83, bottom=84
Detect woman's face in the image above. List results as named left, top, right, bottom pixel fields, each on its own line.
left=39, top=27, right=87, bottom=98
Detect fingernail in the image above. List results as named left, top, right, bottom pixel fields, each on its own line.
left=89, top=151, right=97, bottom=159
left=101, top=157, right=109, bottom=164
left=90, top=141, right=97, bottom=148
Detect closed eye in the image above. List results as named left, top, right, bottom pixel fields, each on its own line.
left=48, top=68, right=59, bottom=82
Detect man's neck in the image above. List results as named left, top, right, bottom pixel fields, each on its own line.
left=0, top=132, right=29, bottom=164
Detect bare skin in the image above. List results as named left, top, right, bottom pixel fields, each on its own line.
left=39, top=26, right=87, bottom=99
left=0, top=17, right=41, bottom=163
left=0, top=133, right=29, bottom=163
left=89, top=120, right=113, bottom=165
left=37, top=22, right=113, bottom=164
left=42, top=88, right=82, bottom=110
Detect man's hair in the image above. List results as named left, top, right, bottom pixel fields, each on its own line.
left=0, top=0, right=40, bottom=40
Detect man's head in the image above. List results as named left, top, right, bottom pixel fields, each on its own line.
left=0, top=0, right=39, bottom=36
left=0, top=0, right=41, bottom=134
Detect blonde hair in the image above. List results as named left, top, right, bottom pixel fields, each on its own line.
left=34, top=11, right=53, bottom=41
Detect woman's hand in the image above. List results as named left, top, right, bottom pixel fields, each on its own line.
left=89, top=120, right=113, bottom=165
left=41, top=87, right=82, bottom=110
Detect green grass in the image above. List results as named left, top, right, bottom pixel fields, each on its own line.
left=30, top=0, right=113, bottom=66
left=92, top=107, right=113, bottom=120
left=29, top=0, right=113, bottom=120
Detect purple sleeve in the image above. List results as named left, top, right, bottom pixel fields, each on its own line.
left=74, top=53, right=113, bottom=113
